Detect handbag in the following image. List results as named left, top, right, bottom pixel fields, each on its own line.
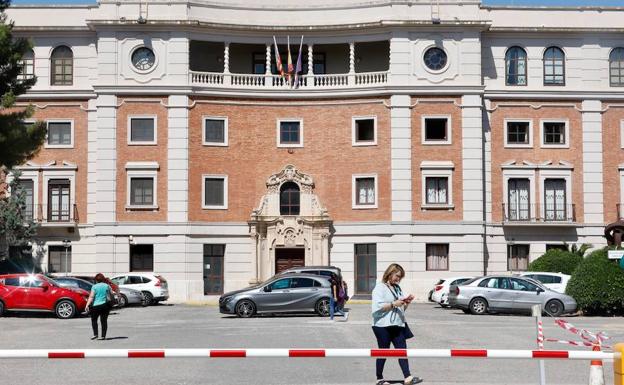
left=403, top=322, right=415, bottom=339
left=105, top=287, right=115, bottom=307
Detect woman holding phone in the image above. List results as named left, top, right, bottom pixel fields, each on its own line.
left=371, top=263, right=422, bottom=385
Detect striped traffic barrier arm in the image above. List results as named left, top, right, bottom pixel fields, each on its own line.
left=0, top=349, right=619, bottom=360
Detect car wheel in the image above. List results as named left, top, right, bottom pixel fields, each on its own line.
left=119, top=295, right=128, bottom=308
left=235, top=300, right=256, bottom=318
left=428, top=290, right=434, bottom=302
left=469, top=297, right=488, bottom=315
left=142, top=291, right=154, bottom=305
left=0, top=301, right=4, bottom=316
left=55, top=300, right=76, bottom=319
left=315, top=298, right=331, bottom=317
left=545, top=300, right=564, bottom=317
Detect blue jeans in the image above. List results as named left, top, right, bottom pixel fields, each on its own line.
left=329, top=297, right=344, bottom=319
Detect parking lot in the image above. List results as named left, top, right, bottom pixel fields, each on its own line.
left=1, top=302, right=623, bottom=385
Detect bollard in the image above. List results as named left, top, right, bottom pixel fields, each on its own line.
left=615, top=343, right=624, bottom=385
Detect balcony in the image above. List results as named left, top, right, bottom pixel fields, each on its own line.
left=189, top=40, right=390, bottom=90
left=502, top=203, right=576, bottom=226
left=25, top=204, right=79, bottom=226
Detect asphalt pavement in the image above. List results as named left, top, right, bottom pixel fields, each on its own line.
left=0, top=302, right=623, bottom=385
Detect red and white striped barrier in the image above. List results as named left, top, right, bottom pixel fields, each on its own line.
left=0, top=349, right=619, bottom=360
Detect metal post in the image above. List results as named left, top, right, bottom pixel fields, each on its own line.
left=62, top=239, right=71, bottom=276
left=532, top=304, right=547, bottom=385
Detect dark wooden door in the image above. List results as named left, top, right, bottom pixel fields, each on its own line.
left=275, top=248, right=305, bottom=273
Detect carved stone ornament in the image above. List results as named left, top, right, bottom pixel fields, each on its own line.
left=266, top=164, right=314, bottom=194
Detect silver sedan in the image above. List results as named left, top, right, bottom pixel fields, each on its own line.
left=448, top=276, right=577, bottom=316
left=219, top=273, right=332, bottom=318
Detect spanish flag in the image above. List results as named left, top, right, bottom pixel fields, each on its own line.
left=287, top=36, right=294, bottom=83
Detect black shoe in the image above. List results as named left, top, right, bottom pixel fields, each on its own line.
left=98, top=337, right=106, bottom=341
left=90, top=336, right=98, bottom=340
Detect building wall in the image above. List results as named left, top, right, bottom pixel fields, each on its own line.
left=602, top=106, right=624, bottom=223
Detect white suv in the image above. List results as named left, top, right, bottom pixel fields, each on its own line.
left=518, top=272, right=571, bottom=294
left=111, top=273, right=169, bottom=305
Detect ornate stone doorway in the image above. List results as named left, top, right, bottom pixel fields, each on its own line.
left=248, top=165, right=332, bottom=284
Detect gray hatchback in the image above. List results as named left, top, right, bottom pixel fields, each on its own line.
left=219, top=273, right=332, bottom=318
left=448, top=276, right=577, bottom=316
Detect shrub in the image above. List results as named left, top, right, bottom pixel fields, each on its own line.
left=566, top=249, right=624, bottom=316
left=527, top=249, right=583, bottom=275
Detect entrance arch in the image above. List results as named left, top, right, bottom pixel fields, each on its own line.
left=248, top=165, right=332, bottom=283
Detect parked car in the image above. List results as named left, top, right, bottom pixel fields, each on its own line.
left=0, top=273, right=88, bottom=319
left=51, top=276, right=147, bottom=307
left=431, top=276, right=474, bottom=307
left=219, top=273, right=332, bottom=318
left=517, top=272, right=571, bottom=294
left=448, top=276, right=577, bottom=316
left=110, top=273, right=169, bottom=305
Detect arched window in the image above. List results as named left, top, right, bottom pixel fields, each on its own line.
left=19, top=49, right=35, bottom=80
left=280, top=182, right=300, bottom=216
left=543, top=47, right=565, bottom=85
left=505, top=46, right=527, bottom=86
left=50, top=45, right=73, bottom=85
left=610, top=47, right=624, bottom=87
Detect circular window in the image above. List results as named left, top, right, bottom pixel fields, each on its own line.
left=131, top=47, right=156, bottom=72
left=423, top=47, right=448, bottom=71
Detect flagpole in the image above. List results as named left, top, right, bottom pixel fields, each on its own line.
left=295, top=35, right=304, bottom=88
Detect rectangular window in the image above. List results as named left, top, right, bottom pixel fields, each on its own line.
left=506, top=121, right=531, bottom=146
left=18, top=56, right=34, bottom=80
left=204, top=244, right=225, bottom=295
left=130, top=177, right=154, bottom=206
left=426, top=244, right=449, bottom=271
left=129, top=117, right=156, bottom=144
left=354, top=176, right=376, bottom=207
left=424, top=117, right=449, bottom=143
left=355, top=243, right=376, bottom=295
left=544, top=178, right=567, bottom=221
left=353, top=117, right=376, bottom=145
left=203, top=176, right=227, bottom=209
left=48, top=245, right=71, bottom=274
left=130, top=244, right=154, bottom=272
left=278, top=120, right=302, bottom=147
left=47, top=121, right=72, bottom=147
left=507, top=178, right=530, bottom=221
left=16, top=179, right=34, bottom=221
left=425, top=177, right=448, bottom=204
left=252, top=52, right=266, bottom=74
left=47, top=179, right=71, bottom=222
left=508, top=244, right=529, bottom=271
left=203, top=118, right=227, bottom=146
left=542, top=121, right=567, bottom=146
left=313, top=53, right=326, bottom=75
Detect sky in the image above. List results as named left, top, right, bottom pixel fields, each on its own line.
left=8, top=0, right=624, bottom=5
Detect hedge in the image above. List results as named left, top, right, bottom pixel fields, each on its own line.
left=527, top=249, right=583, bottom=275
left=566, top=249, right=624, bottom=316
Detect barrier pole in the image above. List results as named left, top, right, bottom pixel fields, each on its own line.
left=615, top=343, right=624, bottom=385
left=532, top=304, right=546, bottom=385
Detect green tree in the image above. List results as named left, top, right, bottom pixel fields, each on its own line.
left=527, top=248, right=583, bottom=275
left=0, top=0, right=46, bottom=169
left=0, top=169, right=38, bottom=260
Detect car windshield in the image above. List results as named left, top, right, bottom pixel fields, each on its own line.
left=460, top=277, right=480, bottom=285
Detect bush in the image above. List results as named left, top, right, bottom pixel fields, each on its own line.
left=566, top=249, right=624, bottom=316
left=527, top=249, right=583, bottom=275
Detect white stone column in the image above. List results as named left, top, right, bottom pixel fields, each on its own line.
left=86, top=98, right=98, bottom=224
left=390, top=94, right=412, bottom=222
left=461, top=94, right=484, bottom=222
left=582, top=100, right=604, bottom=224
left=307, top=44, right=314, bottom=75
left=95, top=94, right=117, bottom=224
left=167, top=95, right=189, bottom=222
left=389, top=31, right=410, bottom=87
left=349, top=42, right=355, bottom=74
left=265, top=44, right=272, bottom=75
left=223, top=42, right=230, bottom=74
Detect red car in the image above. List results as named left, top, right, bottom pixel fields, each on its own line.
left=0, top=274, right=89, bottom=319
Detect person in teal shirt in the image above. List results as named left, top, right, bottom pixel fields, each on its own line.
left=85, top=273, right=112, bottom=340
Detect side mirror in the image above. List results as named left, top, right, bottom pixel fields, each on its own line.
left=536, top=288, right=544, bottom=294
left=41, top=282, right=50, bottom=291
left=263, top=286, right=272, bottom=292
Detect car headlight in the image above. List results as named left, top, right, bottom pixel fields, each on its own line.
left=220, top=296, right=233, bottom=304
